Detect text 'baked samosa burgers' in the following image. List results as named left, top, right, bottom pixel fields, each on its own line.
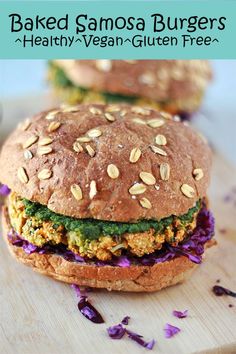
left=49, top=60, right=212, bottom=119
left=0, top=104, right=215, bottom=292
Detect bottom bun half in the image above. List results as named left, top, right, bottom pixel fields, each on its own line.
left=2, top=207, right=214, bottom=292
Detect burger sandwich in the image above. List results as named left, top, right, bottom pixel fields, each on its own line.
left=0, top=103, right=215, bottom=292
left=49, top=60, right=212, bottom=119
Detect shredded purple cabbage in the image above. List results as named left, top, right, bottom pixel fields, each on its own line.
left=107, top=324, right=126, bottom=339
left=172, top=310, right=188, bottom=319
left=212, top=285, right=236, bottom=298
left=71, top=284, right=82, bottom=297
left=107, top=318, right=155, bottom=350
left=7, top=206, right=215, bottom=267
left=112, top=255, right=131, bottom=267
left=71, top=284, right=104, bottom=324
left=164, top=324, right=181, bottom=338
left=179, top=112, right=192, bottom=121
left=0, top=184, right=11, bottom=196
left=22, top=243, right=38, bottom=254
left=121, top=316, right=130, bottom=325
left=126, top=330, right=156, bottom=350
left=78, top=297, right=104, bottom=324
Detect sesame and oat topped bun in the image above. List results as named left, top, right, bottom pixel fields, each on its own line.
left=49, top=60, right=212, bottom=118
left=0, top=103, right=215, bottom=292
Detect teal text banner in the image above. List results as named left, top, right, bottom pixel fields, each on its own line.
left=0, top=1, right=236, bottom=59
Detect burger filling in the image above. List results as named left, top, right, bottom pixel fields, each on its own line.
left=48, top=62, right=202, bottom=116
left=8, top=192, right=201, bottom=261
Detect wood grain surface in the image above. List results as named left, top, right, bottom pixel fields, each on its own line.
left=0, top=152, right=236, bottom=354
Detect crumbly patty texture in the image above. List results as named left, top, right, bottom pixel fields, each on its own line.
left=0, top=103, right=211, bottom=222
left=52, top=60, right=212, bottom=113
left=8, top=192, right=198, bottom=261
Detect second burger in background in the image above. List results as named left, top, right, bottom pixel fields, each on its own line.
left=49, top=60, right=212, bottom=119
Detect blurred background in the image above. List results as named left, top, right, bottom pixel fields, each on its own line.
left=0, top=60, right=236, bottom=166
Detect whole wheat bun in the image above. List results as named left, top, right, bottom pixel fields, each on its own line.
left=3, top=206, right=216, bottom=292
left=0, top=103, right=211, bottom=222
left=53, top=60, right=212, bottom=112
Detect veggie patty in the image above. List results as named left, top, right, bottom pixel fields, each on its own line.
left=8, top=192, right=200, bottom=261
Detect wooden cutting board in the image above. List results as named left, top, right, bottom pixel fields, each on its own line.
left=0, top=152, right=236, bottom=354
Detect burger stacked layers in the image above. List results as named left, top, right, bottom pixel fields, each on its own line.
left=0, top=104, right=215, bottom=291
left=49, top=60, right=212, bottom=117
